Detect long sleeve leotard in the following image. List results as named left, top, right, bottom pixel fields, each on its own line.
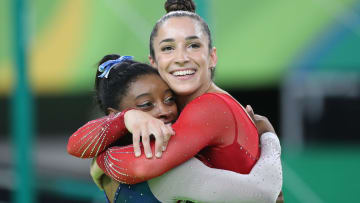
left=67, top=111, right=128, bottom=158
left=68, top=93, right=260, bottom=184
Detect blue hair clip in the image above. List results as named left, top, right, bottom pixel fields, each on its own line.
left=98, top=55, right=134, bottom=78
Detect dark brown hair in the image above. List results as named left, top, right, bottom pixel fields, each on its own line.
left=164, top=0, right=196, bottom=13
left=150, top=0, right=213, bottom=60
left=95, top=54, right=159, bottom=115
left=149, top=0, right=214, bottom=78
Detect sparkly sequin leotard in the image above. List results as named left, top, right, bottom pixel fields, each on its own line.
left=68, top=93, right=260, bottom=184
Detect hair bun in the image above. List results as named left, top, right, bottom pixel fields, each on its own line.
left=164, top=0, right=196, bottom=13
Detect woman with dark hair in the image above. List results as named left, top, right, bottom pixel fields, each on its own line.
left=68, top=54, right=281, bottom=202
left=68, top=0, right=283, bottom=201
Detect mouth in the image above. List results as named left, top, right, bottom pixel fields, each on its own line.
left=170, top=69, right=196, bottom=79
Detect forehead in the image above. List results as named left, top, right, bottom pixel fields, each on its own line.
left=156, top=17, right=205, bottom=41
left=127, top=74, right=169, bottom=97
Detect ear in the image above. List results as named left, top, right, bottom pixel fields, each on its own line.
left=148, top=55, right=157, bottom=68
left=107, top=107, right=120, bottom=115
left=209, top=47, right=218, bottom=69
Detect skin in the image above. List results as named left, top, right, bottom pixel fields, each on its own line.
left=90, top=71, right=279, bottom=203
left=111, top=74, right=178, bottom=123
left=124, top=15, right=283, bottom=201
left=98, top=104, right=279, bottom=203
left=102, top=73, right=178, bottom=202
left=126, top=16, right=226, bottom=157
left=149, top=17, right=222, bottom=110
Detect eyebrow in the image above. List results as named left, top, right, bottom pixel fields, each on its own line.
left=159, top=35, right=200, bottom=45
left=135, top=93, right=150, bottom=100
left=185, top=35, right=199, bottom=41
left=135, top=89, right=173, bottom=100
left=159, top=38, right=174, bottom=44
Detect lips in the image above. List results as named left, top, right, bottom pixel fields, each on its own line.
left=171, top=69, right=196, bottom=77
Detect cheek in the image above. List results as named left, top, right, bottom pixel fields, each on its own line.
left=158, top=71, right=172, bottom=86
left=192, top=51, right=208, bottom=67
left=156, top=55, right=171, bottom=70
left=200, top=53, right=209, bottom=65
left=147, top=109, right=158, bottom=118
left=170, top=105, right=178, bottom=117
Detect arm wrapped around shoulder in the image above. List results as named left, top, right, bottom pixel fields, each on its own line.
left=67, top=111, right=128, bottom=158
left=149, top=132, right=282, bottom=203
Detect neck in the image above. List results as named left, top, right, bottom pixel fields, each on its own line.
left=176, top=82, right=226, bottom=111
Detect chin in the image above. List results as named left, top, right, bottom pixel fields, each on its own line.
left=169, top=81, right=200, bottom=96
left=173, top=87, right=197, bottom=96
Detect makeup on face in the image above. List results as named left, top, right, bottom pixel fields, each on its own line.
left=151, top=17, right=217, bottom=99
left=120, top=74, right=178, bottom=124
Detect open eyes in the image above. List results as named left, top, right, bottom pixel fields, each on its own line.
left=160, top=42, right=201, bottom=52
left=161, top=45, right=174, bottom=52
left=188, top=42, right=201, bottom=49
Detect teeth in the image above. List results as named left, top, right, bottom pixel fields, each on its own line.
left=172, top=70, right=195, bottom=76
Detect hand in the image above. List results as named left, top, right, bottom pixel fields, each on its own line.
left=246, top=105, right=275, bottom=135
left=90, top=157, right=105, bottom=190
left=124, top=109, right=175, bottom=158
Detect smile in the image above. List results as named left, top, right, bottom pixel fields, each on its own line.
left=171, top=69, right=196, bottom=77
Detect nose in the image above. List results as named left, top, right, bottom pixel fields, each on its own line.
left=154, top=103, right=173, bottom=123
left=174, top=47, right=189, bottom=65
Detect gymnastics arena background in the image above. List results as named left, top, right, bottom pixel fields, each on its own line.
left=1, top=0, right=360, bottom=202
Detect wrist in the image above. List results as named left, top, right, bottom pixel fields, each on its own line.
left=123, top=108, right=137, bottom=133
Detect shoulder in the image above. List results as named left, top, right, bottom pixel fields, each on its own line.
left=188, top=93, right=231, bottom=106
left=180, top=93, right=234, bottom=116
left=185, top=93, right=233, bottom=108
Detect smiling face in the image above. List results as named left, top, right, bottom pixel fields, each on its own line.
left=150, top=17, right=217, bottom=99
left=119, top=74, right=178, bottom=124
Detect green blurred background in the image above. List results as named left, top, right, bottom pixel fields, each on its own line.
left=1, top=0, right=360, bottom=202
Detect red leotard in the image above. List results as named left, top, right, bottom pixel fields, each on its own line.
left=67, top=93, right=260, bottom=184
left=67, top=111, right=128, bottom=158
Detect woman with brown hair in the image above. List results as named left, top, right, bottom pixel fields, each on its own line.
left=68, top=0, right=283, bottom=202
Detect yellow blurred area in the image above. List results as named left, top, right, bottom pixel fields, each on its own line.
left=29, top=0, right=86, bottom=94
left=0, top=61, right=14, bottom=95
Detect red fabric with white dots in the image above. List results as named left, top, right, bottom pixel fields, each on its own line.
left=67, top=110, right=129, bottom=158
left=96, top=93, right=260, bottom=184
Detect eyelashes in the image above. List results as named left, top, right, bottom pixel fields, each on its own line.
left=136, top=96, right=176, bottom=111
left=136, top=102, right=153, bottom=110
left=160, top=42, right=201, bottom=52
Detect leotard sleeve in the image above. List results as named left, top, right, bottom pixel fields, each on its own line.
left=97, top=94, right=238, bottom=184
left=67, top=111, right=129, bottom=158
left=149, top=133, right=282, bottom=203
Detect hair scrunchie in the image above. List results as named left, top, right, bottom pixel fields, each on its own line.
left=98, top=55, right=133, bottom=78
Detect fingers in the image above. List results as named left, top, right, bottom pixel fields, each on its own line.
left=132, top=130, right=141, bottom=157
left=150, top=125, right=164, bottom=158
left=129, top=114, right=174, bottom=158
left=166, top=123, right=175, bottom=135
left=246, top=105, right=255, bottom=122
left=141, top=129, right=152, bottom=158
left=161, top=124, right=175, bottom=152
left=154, top=133, right=164, bottom=158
